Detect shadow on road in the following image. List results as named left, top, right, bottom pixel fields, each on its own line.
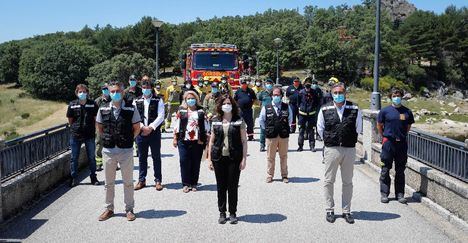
left=288, top=177, right=320, bottom=183
left=238, top=213, right=287, bottom=224
left=164, top=182, right=182, bottom=190
left=197, top=184, right=217, bottom=191
left=352, top=211, right=401, bottom=221
left=136, top=209, right=187, bottom=219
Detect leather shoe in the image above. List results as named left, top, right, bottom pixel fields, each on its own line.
left=397, top=193, right=407, bottom=204
left=90, top=177, right=100, bottom=186
left=155, top=182, right=163, bottom=191
left=381, top=194, right=389, bottom=203
left=326, top=212, right=335, bottom=223
left=134, top=181, right=146, bottom=190
left=343, top=213, right=355, bottom=224
left=98, top=209, right=114, bottom=221
left=69, top=178, right=78, bottom=188
left=311, top=147, right=316, bottom=152
left=229, top=214, right=238, bottom=224
left=297, top=146, right=303, bottom=152
left=126, top=211, right=136, bottom=221
left=260, top=146, right=266, bottom=152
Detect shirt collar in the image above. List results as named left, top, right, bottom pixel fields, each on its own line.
left=334, top=100, right=347, bottom=111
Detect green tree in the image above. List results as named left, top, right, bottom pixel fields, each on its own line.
left=0, top=41, right=22, bottom=84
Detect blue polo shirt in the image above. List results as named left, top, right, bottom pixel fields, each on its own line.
left=234, top=87, right=256, bottom=110
left=377, top=105, right=415, bottom=141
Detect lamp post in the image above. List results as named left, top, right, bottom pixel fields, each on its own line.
left=274, top=38, right=282, bottom=85
left=371, top=1, right=381, bottom=110
left=152, top=18, right=164, bottom=82
left=255, top=51, right=260, bottom=78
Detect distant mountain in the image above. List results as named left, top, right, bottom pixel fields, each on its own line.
left=382, top=0, right=417, bottom=21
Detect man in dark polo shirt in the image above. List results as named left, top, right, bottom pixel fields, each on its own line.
left=377, top=87, right=415, bottom=204
left=234, top=78, right=257, bottom=141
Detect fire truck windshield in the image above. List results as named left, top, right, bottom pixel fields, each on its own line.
left=192, top=52, right=237, bottom=71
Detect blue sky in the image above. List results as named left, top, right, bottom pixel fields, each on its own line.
left=0, top=0, right=466, bottom=44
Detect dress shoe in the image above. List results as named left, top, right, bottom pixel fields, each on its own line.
left=310, top=145, right=316, bottom=152
left=126, top=211, right=136, bottom=221
left=260, top=146, right=266, bottom=152
left=134, top=181, right=146, bottom=190
left=218, top=213, right=227, bottom=224
left=248, top=135, right=254, bottom=141
left=381, top=194, right=389, bottom=203
left=397, top=193, right=407, bottom=204
left=98, top=209, right=114, bottom=221
left=266, top=177, right=273, bottom=183
left=326, top=212, right=335, bottom=223
left=155, top=182, right=163, bottom=191
left=96, top=165, right=103, bottom=172
left=282, top=177, right=289, bottom=183
left=229, top=214, right=238, bottom=224
left=297, top=146, right=303, bottom=152
left=343, top=213, right=355, bottom=224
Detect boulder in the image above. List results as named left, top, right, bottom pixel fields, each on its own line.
left=452, top=90, right=465, bottom=100
left=454, top=107, right=460, bottom=113
left=403, top=93, right=412, bottom=99
left=448, top=102, right=457, bottom=107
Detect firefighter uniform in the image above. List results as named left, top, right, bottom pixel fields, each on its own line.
left=297, top=87, right=320, bottom=151
left=95, top=94, right=111, bottom=170
left=377, top=105, right=415, bottom=200
left=165, top=84, right=181, bottom=129
left=257, top=88, right=273, bottom=151
left=251, top=84, right=263, bottom=123
left=286, top=83, right=303, bottom=133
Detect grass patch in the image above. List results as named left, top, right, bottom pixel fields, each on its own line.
left=0, top=84, right=65, bottom=140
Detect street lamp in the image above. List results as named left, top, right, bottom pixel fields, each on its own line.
left=274, top=38, right=282, bottom=85
left=152, top=18, right=164, bottom=82
left=255, top=51, right=260, bottom=78
left=371, top=1, right=381, bottom=110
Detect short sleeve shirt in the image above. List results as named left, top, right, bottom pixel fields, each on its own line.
left=173, top=109, right=210, bottom=141
left=377, top=105, right=415, bottom=141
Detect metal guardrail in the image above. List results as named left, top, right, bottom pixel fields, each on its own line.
left=0, top=123, right=70, bottom=181
left=407, top=128, right=467, bottom=183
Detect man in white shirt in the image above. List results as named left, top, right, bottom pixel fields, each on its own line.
left=133, top=80, right=165, bottom=191
left=317, top=83, right=362, bottom=224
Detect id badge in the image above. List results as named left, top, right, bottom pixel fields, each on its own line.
left=399, top=114, right=406, bottom=120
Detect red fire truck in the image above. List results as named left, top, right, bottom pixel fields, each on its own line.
left=180, top=43, right=244, bottom=90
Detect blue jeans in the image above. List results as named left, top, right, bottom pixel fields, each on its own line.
left=136, top=130, right=162, bottom=183
left=178, top=141, right=204, bottom=186
left=70, top=136, right=97, bottom=179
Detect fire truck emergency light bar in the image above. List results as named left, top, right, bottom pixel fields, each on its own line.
left=190, top=43, right=237, bottom=49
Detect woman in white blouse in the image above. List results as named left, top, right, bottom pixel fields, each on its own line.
left=173, top=90, right=210, bottom=193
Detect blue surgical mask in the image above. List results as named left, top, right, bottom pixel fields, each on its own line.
left=142, top=88, right=152, bottom=96
left=211, top=87, right=218, bottom=93
left=312, top=84, right=318, bottom=89
left=78, top=92, right=87, bottom=100
left=102, top=89, right=109, bottom=96
left=392, top=97, right=402, bottom=106
left=265, top=84, right=273, bottom=90
left=333, top=94, right=345, bottom=103
left=273, top=95, right=282, bottom=104
left=129, top=80, right=137, bottom=87
left=186, top=98, right=196, bottom=107
left=110, top=92, right=122, bottom=102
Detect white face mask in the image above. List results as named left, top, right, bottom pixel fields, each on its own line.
left=222, top=104, right=232, bottom=113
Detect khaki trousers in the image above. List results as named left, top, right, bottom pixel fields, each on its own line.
left=266, top=136, right=289, bottom=178
left=103, top=149, right=134, bottom=212
left=323, top=146, right=355, bottom=213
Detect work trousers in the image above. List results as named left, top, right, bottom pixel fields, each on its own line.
left=178, top=141, right=204, bottom=186
left=266, top=136, right=289, bottom=178
left=380, top=139, right=408, bottom=196
left=136, top=130, right=162, bottom=183
left=103, top=148, right=134, bottom=212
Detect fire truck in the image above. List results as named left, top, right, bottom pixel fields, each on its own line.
left=180, top=43, right=244, bottom=90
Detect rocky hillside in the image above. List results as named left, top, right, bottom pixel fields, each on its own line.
left=382, top=0, right=417, bottom=21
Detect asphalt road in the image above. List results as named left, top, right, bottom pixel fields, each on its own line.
left=0, top=126, right=462, bottom=242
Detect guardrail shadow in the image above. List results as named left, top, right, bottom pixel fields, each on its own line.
left=351, top=211, right=401, bottom=221
left=238, top=213, right=287, bottom=224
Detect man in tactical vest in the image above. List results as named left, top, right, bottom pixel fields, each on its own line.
left=259, top=87, right=293, bottom=183
left=317, top=83, right=362, bottom=224
left=297, top=78, right=321, bottom=152
left=66, top=84, right=100, bottom=187
left=95, top=83, right=111, bottom=172
left=96, top=81, right=141, bottom=222
left=165, top=78, right=181, bottom=130
left=133, top=81, right=165, bottom=191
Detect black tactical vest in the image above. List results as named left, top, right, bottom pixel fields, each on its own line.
left=69, top=99, right=97, bottom=140
left=265, top=103, right=290, bottom=139
left=210, top=115, right=243, bottom=163
left=322, top=101, right=359, bottom=147
left=101, top=100, right=136, bottom=149
left=135, top=96, right=161, bottom=130
left=177, top=106, right=207, bottom=144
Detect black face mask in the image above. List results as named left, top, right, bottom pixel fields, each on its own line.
left=305, top=84, right=312, bottom=89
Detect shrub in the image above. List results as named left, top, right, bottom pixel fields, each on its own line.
left=20, top=113, right=30, bottom=119
left=359, top=76, right=410, bottom=93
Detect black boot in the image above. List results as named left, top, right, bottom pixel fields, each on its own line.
left=310, top=143, right=316, bottom=152
left=90, top=176, right=100, bottom=186
left=297, top=146, right=303, bottom=152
